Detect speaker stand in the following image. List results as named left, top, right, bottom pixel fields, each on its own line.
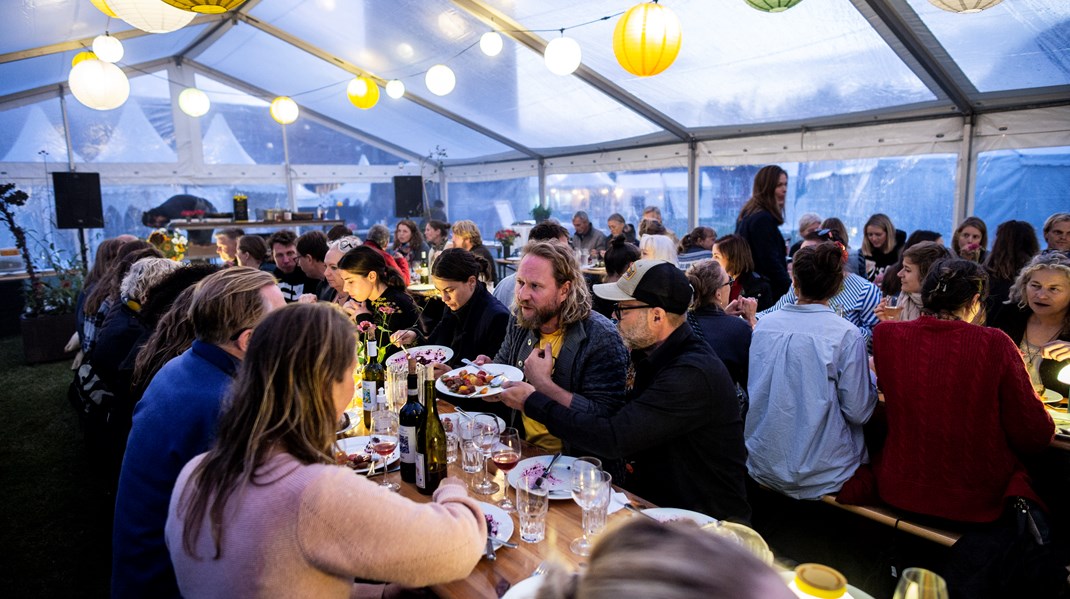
left=77, top=228, right=88, bottom=272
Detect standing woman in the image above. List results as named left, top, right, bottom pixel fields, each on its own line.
left=338, top=246, right=419, bottom=357
left=712, top=234, right=774, bottom=311
left=77, top=238, right=127, bottom=355
left=983, top=220, right=1039, bottom=322
left=990, top=252, right=1070, bottom=399
left=857, top=213, right=906, bottom=284
left=166, top=304, right=485, bottom=597
left=735, top=165, right=790, bottom=298
left=951, top=216, right=988, bottom=263
left=391, top=219, right=428, bottom=263
left=874, top=241, right=952, bottom=323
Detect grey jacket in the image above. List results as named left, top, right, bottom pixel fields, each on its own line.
left=493, top=310, right=628, bottom=418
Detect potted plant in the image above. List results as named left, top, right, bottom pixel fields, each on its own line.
left=1, top=183, right=84, bottom=364
left=531, top=203, right=552, bottom=223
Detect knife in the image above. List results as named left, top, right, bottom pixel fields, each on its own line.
left=533, top=452, right=562, bottom=489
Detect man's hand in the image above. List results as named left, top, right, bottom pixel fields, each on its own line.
left=494, top=380, right=535, bottom=410
left=297, top=294, right=318, bottom=304
left=473, top=354, right=493, bottom=366
left=524, top=342, right=554, bottom=391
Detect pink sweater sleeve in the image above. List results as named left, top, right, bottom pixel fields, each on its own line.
left=296, top=469, right=486, bottom=589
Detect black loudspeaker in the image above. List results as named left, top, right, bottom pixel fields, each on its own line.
left=393, top=176, right=424, bottom=218
left=53, top=172, right=104, bottom=229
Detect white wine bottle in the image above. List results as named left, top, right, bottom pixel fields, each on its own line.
left=361, top=339, right=384, bottom=430
left=416, top=364, right=448, bottom=495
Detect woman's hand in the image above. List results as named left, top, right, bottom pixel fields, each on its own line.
left=726, top=297, right=758, bottom=328
left=473, top=354, right=493, bottom=366
left=297, top=294, right=318, bottom=304
left=390, top=329, right=418, bottom=346
left=873, top=297, right=896, bottom=322
left=1042, top=341, right=1070, bottom=362
left=346, top=299, right=371, bottom=318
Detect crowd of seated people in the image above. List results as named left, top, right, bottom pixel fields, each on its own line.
left=65, top=190, right=1070, bottom=597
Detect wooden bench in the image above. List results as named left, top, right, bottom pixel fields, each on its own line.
left=820, top=495, right=962, bottom=547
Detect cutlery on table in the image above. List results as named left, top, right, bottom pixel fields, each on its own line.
left=489, top=536, right=518, bottom=549
left=533, top=452, right=562, bottom=489
left=483, top=537, right=496, bottom=561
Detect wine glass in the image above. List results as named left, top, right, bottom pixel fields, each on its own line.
left=570, top=461, right=610, bottom=557
left=892, top=568, right=949, bottom=599
left=491, top=427, right=521, bottom=511
left=471, top=414, right=500, bottom=495
left=370, top=409, right=400, bottom=492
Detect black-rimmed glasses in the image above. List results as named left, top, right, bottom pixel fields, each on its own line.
left=611, top=304, right=651, bottom=322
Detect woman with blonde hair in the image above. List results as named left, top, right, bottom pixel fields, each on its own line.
left=166, top=303, right=485, bottom=597
left=858, top=213, right=906, bottom=284
left=951, top=216, right=988, bottom=263
left=639, top=234, right=678, bottom=266
left=451, top=219, right=497, bottom=284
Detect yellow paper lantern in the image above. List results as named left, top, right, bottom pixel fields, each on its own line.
left=107, top=0, right=195, bottom=33
left=346, top=76, right=380, bottom=110
left=270, top=96, right=299, bottom=125
left=90, top=0, right=117, bottom=18
left=612, top=2, right=682, bottom=77
left=927, top=0, right=1002, bottom=13
left=744, top=0, right=804, bottom=12
left=68, top=57, right=130, bottom=111
left=72, top=51, right=97, bottom=68
left=159, top=0, right=248, bottom=13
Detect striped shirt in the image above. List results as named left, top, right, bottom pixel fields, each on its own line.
left=756, top=272, right=881, bottom=345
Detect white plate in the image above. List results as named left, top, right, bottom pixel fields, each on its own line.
left=478, top=501, right=515, bottom=549
left=336, top=435, right=400, bottom=474
left=1041, top=388, right=1064, bottom=405
left=507, top=455, right=577, bottom=500
left=501, top=575, right=543, bottom=599
left=385, top=344, right=453, bottom=367
left=641, top=507, right=718, bottom=526
left=336, top=410, right=358, bottom=435
left=439, top=412, right=507, bottom=435
left=779, top=571, right=875, bottom=599
left=407, top=283, right=436, bottom=292
left=435, top=364, right=524, bottom=399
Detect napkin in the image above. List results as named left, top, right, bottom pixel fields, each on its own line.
left=608, top=492, right=630, bottom=515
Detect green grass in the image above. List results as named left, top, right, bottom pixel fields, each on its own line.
left=0, top=336, right=111, bottom=597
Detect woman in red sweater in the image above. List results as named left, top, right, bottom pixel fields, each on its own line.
left=864, top=258, right=1053, bottom=523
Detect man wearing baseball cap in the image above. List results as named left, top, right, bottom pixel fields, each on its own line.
left=496, top=259, right=751, bottom=523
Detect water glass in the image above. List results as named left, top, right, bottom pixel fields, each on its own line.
left=445, top=433, right=459, bottom=464
left=570, top=465, right=611, bottom=557
left=457, top=418, right=483, bottom=474
left=516, top=477, right=549, bottom=543
left=584, top=479, right=612, bottom=538
left=892, top=568, right=949, bottom=599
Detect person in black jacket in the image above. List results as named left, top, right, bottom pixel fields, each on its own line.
left=735, top=165, right=790, bottom=298
left=142, top=194, right=218, bottom=245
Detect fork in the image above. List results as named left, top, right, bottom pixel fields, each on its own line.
left=531, top=561, right=550, bottom=576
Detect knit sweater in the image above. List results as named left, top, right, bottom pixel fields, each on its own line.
left=870, top=317, right=1054, bottom=523
left=166, top=453, right=485, bottom=598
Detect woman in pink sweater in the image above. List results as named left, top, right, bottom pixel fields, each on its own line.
left=165, top=303, right=485, bottom=598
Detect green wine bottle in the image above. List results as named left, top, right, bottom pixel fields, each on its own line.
left=361, top=339, right=384, bottom=430
left=416, top=364, right=447, bottom=495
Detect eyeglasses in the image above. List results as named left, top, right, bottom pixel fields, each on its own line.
left=334, top=237, right=361, bottom=252
left=722, top=277, right=735, bottom=287
left=612, top=303, right=651, bottom=322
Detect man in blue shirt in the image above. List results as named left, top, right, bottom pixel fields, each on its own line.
left=111, top=267, right=285, bottom=599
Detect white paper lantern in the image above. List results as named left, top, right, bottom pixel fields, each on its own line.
left=927, top=0, right=1002, bottom=13
left=108, top=0, right=195, bottom=33
left=178, top=87, right=210, bottom=117
left=92, top=34, right=124, bottom=63
left=544, top=36, right=581, bottom=76
left=480, top=31, right=503, bottom=57
left=425, top=64, right=456, bottom=96
left=68, top=58, right=130, bottom=111
left=270, top=96, right=299, bottom=125
left=385, top=79, right=406, bottom=99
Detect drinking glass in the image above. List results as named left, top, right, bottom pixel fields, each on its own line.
left=369, top=409, right=400, bottom=492
left=472, top=414, right=501, bottom=495
left=516, top=476, right=549, bottom=543
left=570, top=464, right=611, bottom=556
left=457, top=418, right=483, bottom=474
left=883, top=294, right=903, bottom=321
left=491, top=427, right=521, bottom=511
left=892, top=568, right=949, bottom=599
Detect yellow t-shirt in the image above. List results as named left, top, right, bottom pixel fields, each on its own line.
left=523, top=329, right=565, bottom=453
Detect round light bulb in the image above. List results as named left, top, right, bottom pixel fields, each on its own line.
left=92, top=34, right=124, bottom=63
left=68, top=58, right=130, bottom=110
left=270, top=96, right=299, bottom=125
left=480, top=31, right=503, bottom=57
left=178, top=87, right=210, bottom=117
left=346, top=76, right=380, bottom=110
left=425, top=64, right=456, bottom=96
left=544, top=36, right=581, bottom=76
left=385, top=79, right=406, bottom=99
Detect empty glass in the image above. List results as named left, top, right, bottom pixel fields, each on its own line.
left=457, top=418, right=483, bottom=474
left=570, top=464, right=611, bottom=557
left=516, top=476, right=549, bottom=543
left=472, top=414, right=501, bottom=495
left=892, top=568, right=949, bottom=599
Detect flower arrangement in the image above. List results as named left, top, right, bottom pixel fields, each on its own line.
left=147, top=228, right=188, bottom=262
left=355, top=298, right=402, bottom=363
left=495, top=229, right=519, bottom=245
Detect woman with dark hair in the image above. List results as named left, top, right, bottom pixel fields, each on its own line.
left=735, top=165, right=790, bottom=298
left=685, top=259, right=752, bottom=393
left=77, top=238, right=127, bottom=354
left=592, top=235, right=642, bottom=320
left=746, top=242, right=877, bottom=499
left=677, top=226, right=716, bottom=268
left=874, top=241, right=952, bottom=323
left=880, top=229, right=943, bottom=296
left=712, top=234, right=774, bottom=311
left=389, top=248, right=509, bottom=371
left=850, top=258, right=1053, bottom=528
left=82, top=240, right=157, bottom=356
left=857, top=213, right=906, bottom=284
left=391, top=219, right=428, bottom=263
left=235, top=235, right=273, bottom=272
left=819, top=217, right=859, bottom=274
left=166, top=304, right=485, bottom=597
left=338, top=246, right=419, bottom=356
left=983, top=220, right=1039, bottom=322
left=952, top=216, right=989, bottom=263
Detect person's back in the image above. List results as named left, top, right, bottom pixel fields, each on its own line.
left=689, top=306, right=751, bottom=391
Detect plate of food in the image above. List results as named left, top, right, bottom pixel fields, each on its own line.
left=507, top=455, right=577, bottom=500
left=385, top=345, right=453, bottom=367
left=641, top=507, right=718, bottom=526
left=478, top=501, right=515, bottom=550
left=436, top=364, right=523, bottom=398
left=335, top=435, right=400, bottom=474
left=440, top=412, right=507, bottom=435
left=336, top=410, right=358, bottom=436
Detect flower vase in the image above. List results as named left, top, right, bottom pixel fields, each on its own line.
left=502, top=242, right=512, bottom=258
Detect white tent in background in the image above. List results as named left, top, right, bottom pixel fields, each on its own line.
left=202, top=113, right=255, bottom=165
left=91, top=99, right=177, bottom=163
left=1, top=105, right=82, bottom=163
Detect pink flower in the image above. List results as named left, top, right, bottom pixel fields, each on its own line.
left=356, top=321, right=376, bottom=334
left=378, top=305, right=395, bottom=315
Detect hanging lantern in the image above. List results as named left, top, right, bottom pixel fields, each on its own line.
left=425, top=64, right=456, bottom=96
left=68, top=57, right=130, bottom=111
left=612, top=2, right=682, bottom=77
left=92, top=34, right=125, bottom=63
left=385, top=79, right=406, bottom=99
left=927, top=0, right=1002, bottom=13
left=270, top=96, right=299, bottom=125
left=72, top=51, right=97, bottom=68
left=107, top=0, right=196, bottom=33
left=178, top=88, right=211, bottom=117
left=544, top=36, right=582, bottom=76
left=90, top=0, right=117, bottom=18
left=346, top=76, right=380, bottom=110
left=159, top=0, right=249, bottom=14
left=480, top=31, right=504, bottom=57
left=743, top=0, right=804, bottom=12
